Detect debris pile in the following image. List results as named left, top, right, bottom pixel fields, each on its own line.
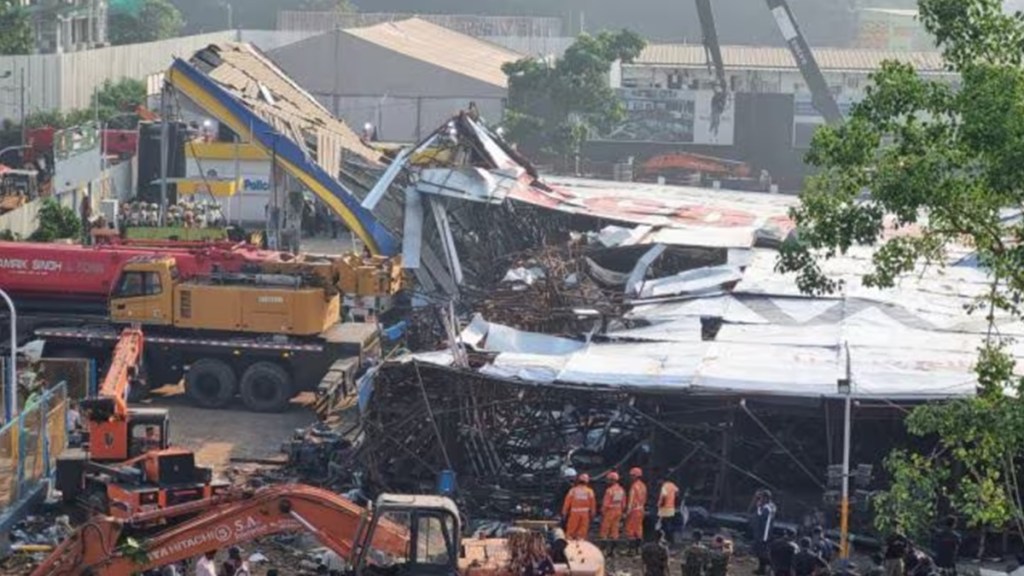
left=466, top=244, right=621, bottom=333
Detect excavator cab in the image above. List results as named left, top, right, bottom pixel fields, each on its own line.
left=355, top=495, right=461, bottom=576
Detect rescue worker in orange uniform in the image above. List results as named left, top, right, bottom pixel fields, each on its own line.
left=657, top=477, right=680, bottom=544
left=626, top=467, right=648, bottom=553
left=599, top=471, right=626, bottom=547
left=562, top=473, right=597, bottom=540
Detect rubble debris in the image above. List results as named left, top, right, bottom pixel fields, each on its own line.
left=305, top=357, right=909, bottom=529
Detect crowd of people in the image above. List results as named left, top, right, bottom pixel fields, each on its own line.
left=556, top=469, right=964, bottom=576
left=117, top=199, right=226, bottom=229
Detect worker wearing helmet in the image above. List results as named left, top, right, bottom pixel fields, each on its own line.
left=625, top=467, right=647, bottom=547
left=599, top=471, right=626, bottom=543
left=562, top=473, right=596, bottom=540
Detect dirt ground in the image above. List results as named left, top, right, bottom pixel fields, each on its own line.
left=143, top=383, right=318, bottom=472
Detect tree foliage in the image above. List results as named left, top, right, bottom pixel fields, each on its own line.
left=501, top=29, right=644, bottom=161
left=30, top=198, right=81, bottom=242
left=0, top=0, right=32, bottom=55
left=299, top=0, right=358, bottom=11
left=13, top=79, right=146, bottom=132
left=109, top=0, right=184, bottom=45
left=777, top=0, right=1024, bottom=539
left=92, top=78, right=147, bottom=122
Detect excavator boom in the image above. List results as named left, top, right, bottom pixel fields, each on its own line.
left=81, top=327, right=143, bottom=423
left=33, top=484, right=410, bottom=576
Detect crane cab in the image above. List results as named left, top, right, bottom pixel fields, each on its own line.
left=355, top=495, right=462, bottom=576
left=109, top=257, right=177, bottom=325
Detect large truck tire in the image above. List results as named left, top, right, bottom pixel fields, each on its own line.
left=239, top=362, right=292, bottom=413
left=185, top=358, right=237, bottom=409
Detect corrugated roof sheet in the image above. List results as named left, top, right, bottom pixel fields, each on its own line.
left=636, top=43, right=948, bottom=73
left=192, top=42, right=380, bottom=166
left=344, top=17, right=522, bottom=88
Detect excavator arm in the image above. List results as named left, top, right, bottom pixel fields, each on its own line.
left=32, top=484, right=411, bottom=576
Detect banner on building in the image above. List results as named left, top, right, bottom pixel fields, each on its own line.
left=595, top=88, right=735, bottom=146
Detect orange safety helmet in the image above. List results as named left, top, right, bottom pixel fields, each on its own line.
left=629, top=467, right=643, bottom=478
left=579, top=473, right=591, bottom=483
left=607, top=471, right=620, bottom=482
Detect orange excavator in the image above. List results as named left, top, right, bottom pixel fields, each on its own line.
left=33, top=484, right=606, bottom=576
left=55, top=327, right=228, bottom=518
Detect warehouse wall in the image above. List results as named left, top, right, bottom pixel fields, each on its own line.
left=269, top=31, right=508, bottom=142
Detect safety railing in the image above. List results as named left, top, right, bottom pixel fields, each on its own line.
left=0, top=382, right=69, bottom=511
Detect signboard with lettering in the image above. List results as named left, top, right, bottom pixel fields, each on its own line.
left=594, top=88, right=735, bottom=146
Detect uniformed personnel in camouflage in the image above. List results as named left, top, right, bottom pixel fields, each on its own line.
left=642, top=529, right=671, bottom=576
left=707, top=535, right=733, bottom=576
left=682, top=530, right=710, bottom=576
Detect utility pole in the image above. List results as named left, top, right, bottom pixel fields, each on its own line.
left=1, top=288, right=17, bottom=425
left=158, top=84, right=170, bottom=226
left=19, top=68, right=26, bottom=147
left=838, top=340, right=853, bottom=562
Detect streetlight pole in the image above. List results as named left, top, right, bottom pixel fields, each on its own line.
left=19, top=68, right=25, bottom=147
left=0, top=288, right=17, bottom=424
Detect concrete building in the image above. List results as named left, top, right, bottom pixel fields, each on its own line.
left=22, top=0, right=108, bottom=53
left=583, top=43, right=953, bottom=191
left=268, top=18, right=522, bottom=143
left=611, top=43, right=951, bottom=147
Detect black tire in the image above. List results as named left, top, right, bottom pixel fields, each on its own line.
left=184, top=358, right=237, bottom=409
left=239, top=362, right=292, bottom=413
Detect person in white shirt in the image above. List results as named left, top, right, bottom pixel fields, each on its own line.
left=195, top=550, right=217, bottom=576
left=66, top=401, right=82, bottom=431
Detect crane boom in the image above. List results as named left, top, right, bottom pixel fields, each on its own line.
left=694, top=0, right=844, bottom=125
left=764, top=0, right=843, bottom=124
left=696, top=0, right=726, bottom=95
left=32, top=484, right=410, bottom=576
left=84, top=327, right=144, bottom=423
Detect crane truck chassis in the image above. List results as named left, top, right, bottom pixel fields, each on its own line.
left=32, top=485, right=606, bottom=576
left=34, top=321, right=378, bottom=413
left=1, top=240, right=392, bottom=412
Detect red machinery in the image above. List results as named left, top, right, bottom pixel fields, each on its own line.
left=0, top=240, right=288, bottom=307
left=56, top=327, right=228, bottom=517
left=32, top=485, right=604, bottom=576
left=80, top=326, right=145, bottom=461
left=638, top=152, right=752, bottom=180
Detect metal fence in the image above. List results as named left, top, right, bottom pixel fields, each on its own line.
left=0, top=29, right=329, bottom=124
left=0, top=32, right=235, bottom=123
left=0, top=381, right=69, bottom=512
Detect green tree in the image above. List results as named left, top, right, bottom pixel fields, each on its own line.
left=92, top=78, right=146, bottom=122
left=501, top=29, right=645, bottom=165
left=776, top=0, right=1024, bottom=540
left=0, top=0, right=32, bottom=55
left=29, top=198, right=81, bottom=242
left=299, top=0, right=358, bottom=11
left=108, top=0, right=184, bottom=45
